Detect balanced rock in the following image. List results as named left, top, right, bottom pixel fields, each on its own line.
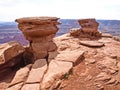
left=70, top=18, right=101, bottom=39
left=16, top=17, right=60, bottom=59
left=78, top=18, right=99, bottom=33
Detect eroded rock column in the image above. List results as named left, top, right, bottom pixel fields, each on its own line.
left=78, top=18, right=99, bottom=33
left=16, top=17, right=60, bottom=60
left=70, top=18, right=101, bottom=39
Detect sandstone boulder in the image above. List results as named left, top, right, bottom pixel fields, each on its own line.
left=0, top=41, right=24, bottom=65
left=80, top=41, right=104, bottom=47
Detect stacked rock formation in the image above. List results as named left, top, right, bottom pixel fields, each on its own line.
left=78, top=18, right=99, bottom=33
left=15, top=17, right=60, bottom=60
left=70, top=18, right=101, bottom=39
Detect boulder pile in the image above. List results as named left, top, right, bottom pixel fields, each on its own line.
left=15, top=17, right=60, bottom=59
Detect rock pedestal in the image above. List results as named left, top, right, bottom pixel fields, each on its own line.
left=78, top=18, right=99, bottom=33
left=16, top=17, right=60, bottom=59
left=70, top=18, right=101, bottom=39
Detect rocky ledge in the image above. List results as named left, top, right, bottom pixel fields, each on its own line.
left=0, top=17, right=120, bottom=90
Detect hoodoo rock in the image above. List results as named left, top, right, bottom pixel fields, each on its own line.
left=78, top=18, right=99, bottom=33
left=70, top=18, right=101, bottom=39
left=16, top=17, right=60, bottom=59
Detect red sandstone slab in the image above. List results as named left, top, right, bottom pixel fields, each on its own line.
left=55, top=50, right=84, bottom=66
left=26, top=59, right=47, bottom=83
left=9, top=64, right=32, bottom=86
left=15, top=17, right=60, bottom=24
left=41, top=60, right=73, bottom=89
left=21, top=83, right=39, bottom=90
left=80, top=41, right=104, bottom=47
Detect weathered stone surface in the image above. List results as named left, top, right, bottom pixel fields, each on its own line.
left=26, top=59, right=47, bottom=83
left=31, top=43, right=47, bottom=59
left=55, top=50, right=84, bottom=66
left=70, top=28, right=81, bottom=36
left=95, top=83, right=104, bottom=90
left=113, top=36, right=120, bottom=42
left=48, top=51, right=59, bottom=59
left=95, top=72, right=111, bottom=82
left=9, top=64, right=32, bottom=86
left=41, top=60, right=73, bottom=89
left=98, top=38, right=111, bottom=43
left=80, top=41, right=104, bottom=47
left=21, top=84, right=40, bottom=90
left=48, top=41, right=57, bottom=52
left=117, top=62, right=120, bottom=68
left=0, top=41, right=24, bottom=65
left=23, top=47, right=34, bottom=64
left=97, top=57, right=118, bottom=74
left=85, top=59, right=96, bottom=64
left=6, top=82, right=23, bottom=90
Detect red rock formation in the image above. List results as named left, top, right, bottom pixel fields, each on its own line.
left=0, top=41, right=25, bottom=78
left=16, top=17, right=60, bottom=59
left=78, top=18, right=99, bottom=33
left=70, top=18, right=101, bottom=39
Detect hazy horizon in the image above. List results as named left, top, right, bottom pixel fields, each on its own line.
left=0, top=0, right=120, bottom=21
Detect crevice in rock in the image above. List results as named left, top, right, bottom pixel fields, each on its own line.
left=8, top=81, right=23, bottom=88
left=19, top=64, right=33, bottom=90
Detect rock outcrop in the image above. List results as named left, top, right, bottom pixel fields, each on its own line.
left=70, top=18, right=101, bottom=39
left=78, top=18, right=99, bottom=33
left=0, top=41, right=25, bottom=78
left=16, top=17, right=60, bottom=59
left=0, top=41, right=24, bottom=64
left=1, top=17, right=120, bottom=90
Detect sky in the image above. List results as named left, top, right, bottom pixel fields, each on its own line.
left=0, top=0, right=120, bottom=21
